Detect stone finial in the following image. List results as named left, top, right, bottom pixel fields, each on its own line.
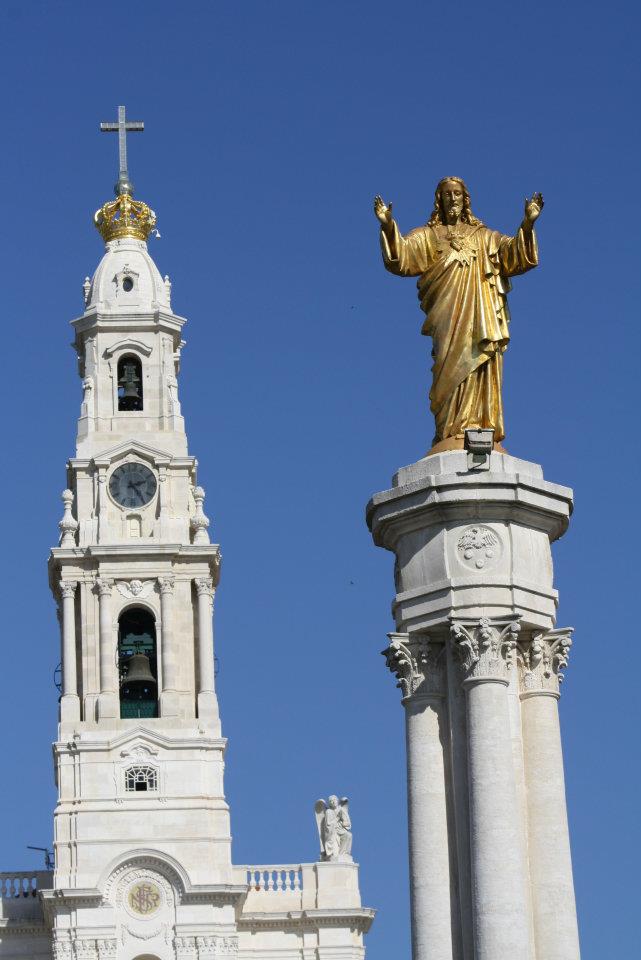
left=314, top=796, right=353, bottom=862
left=82, top=276, right=92, bottom=306
left=383, top=632, right=445, bottom=700
left=190, top=486, right=211, bottom=544
left=451, top=617, right=521, bottom=683
left=58, top=489, right=79, bottom=547
left=518, top=628, right=574, bottom=698
left=164, top=274, right=172, bottom=304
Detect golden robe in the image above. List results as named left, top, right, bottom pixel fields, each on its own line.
left=381, top=221, right=538, bottom=444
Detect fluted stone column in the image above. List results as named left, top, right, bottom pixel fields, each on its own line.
left=384, top=633, right=454, bottom=960
left=59, top=580, right=80, bottom=721
left=451, top=618, right=533, bottom=960
left=519, top=629, right=581, bottom=960
left=159, top=575, right=180, bottom=717
left=96, top=578, right=118, bottom=719
left=195, top=577, right=219, bottom=724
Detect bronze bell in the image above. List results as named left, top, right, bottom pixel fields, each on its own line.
left=122, top=652, right=156, bottom=687
left=119, top=362, right=141, bottom=400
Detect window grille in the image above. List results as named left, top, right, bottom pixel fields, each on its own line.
left=125, top=765, right=158, bottom=792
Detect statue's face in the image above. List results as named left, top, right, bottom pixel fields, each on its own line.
left=328, top=796, right=339, bottom=809
left=440, top=180, right=465, bottom=223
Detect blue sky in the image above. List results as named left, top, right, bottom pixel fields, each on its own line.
left=0, top=1, right=639, bottom=957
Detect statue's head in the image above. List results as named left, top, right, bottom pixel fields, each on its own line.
left=428, top=176, right=483, bottom=227
left=328, top=795, right=339, bottom=809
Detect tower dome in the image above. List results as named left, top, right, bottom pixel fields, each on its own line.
left=85, top=236, right=170, bottom=312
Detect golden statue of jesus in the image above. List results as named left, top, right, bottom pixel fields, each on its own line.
left=374, top=177, right=544, bottom=451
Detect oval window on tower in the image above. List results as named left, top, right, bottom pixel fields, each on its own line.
left=122, top=276, right=134, bottom=292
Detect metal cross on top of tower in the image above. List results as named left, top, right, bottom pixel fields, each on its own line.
left=100, top=105, right=144, bottom=197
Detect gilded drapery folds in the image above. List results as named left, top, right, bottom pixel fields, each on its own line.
left=377, top=180, right=541, bottom=447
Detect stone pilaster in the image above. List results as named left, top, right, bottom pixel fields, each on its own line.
left=518, top=629, right=581, bottom=960
left=383, top=633, right=454, bottom=960
left=59, top=579, right=80, bottom=721
left=451, top=617, right=533, bottom=960
left=95, top=577, right=118, bottom=719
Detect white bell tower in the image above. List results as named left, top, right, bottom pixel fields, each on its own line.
left=45, top=108, right=240, bottom=959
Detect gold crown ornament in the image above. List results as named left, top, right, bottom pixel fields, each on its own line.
left=94, top=193, right=157, bottom=242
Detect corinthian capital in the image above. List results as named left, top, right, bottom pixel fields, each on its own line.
left=194, top=577, right=214, bottom=598
left=518, top=627, right=573, bottom=698
left=94, top=577, right=113, bottom=598
left=59, top=580, right=78, bottom=600
left=451, top=617, right=520, bottom=683
left=383, top=633, right=445, bottom=700
left=158, top=575, right=175, bottom=595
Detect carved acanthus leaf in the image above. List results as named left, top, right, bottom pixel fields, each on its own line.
left=518, top=628, right=574, bottom=696
left=383, top=633, right=444, bottom=699
left=451, top=617, right=520, bottom=682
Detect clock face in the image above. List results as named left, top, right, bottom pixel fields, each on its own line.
left=109, top=463, right=157, bottom=509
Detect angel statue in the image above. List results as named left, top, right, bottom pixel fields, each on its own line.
left=314, top=796, right=353, bottom=862
left=374, top=177, right=544, bottom=451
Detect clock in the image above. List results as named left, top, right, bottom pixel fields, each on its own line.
left=108, top=463, right=157, bottom=509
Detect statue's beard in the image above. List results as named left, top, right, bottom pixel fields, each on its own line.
left=445, top=205, right=462, bottom=222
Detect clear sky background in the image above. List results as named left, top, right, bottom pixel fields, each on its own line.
left=0, top=1, right=639, bottom=957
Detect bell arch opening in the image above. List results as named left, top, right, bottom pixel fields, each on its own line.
left=117, top=354, right=144, bottom=411
left=118, top=607, right=158, bottom=718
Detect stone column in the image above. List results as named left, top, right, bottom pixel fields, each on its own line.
left=96, top=578, right=118, bottom=719
left=159, top=575, right=180, bottom=717
left=451, top=618, right=533, bottom=960
left=384, top=633, right=454, bottom=960
left=59, top=580, right=80, bottom=721
left=195, top=577, right=219, bottom=724
left=519, top=629, right=581, bottom=960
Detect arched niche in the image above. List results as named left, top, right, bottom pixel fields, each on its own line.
left=118, top=607, right=158, bottom=718
left=117, top=354, right=144, bottom=411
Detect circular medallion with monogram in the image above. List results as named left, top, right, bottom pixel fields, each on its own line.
left=127, top=879, right=161, bottom=916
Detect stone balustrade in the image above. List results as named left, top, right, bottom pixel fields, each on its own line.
left=0, top=871, right=52, bottom=899
left=237, top=864, right=303, bottom=893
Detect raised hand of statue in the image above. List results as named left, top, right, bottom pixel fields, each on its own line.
left=374, top=195, right=393, bottom=230
left=523, top=192, right=544, bottom=228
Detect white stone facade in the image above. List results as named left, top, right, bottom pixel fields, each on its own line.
left=369, top=449, right=580, bottom=960
left=0, top=229, right=372, bottom=960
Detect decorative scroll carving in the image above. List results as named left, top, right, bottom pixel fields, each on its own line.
left=74, top=941, right=98, bottom=960
left=58, top=489, right=79, bottom=547
left=518, top=627, right=573, bottom=698
left=451, top=617, right=520, bottom=682
left=52, top=939, right=72, bottom=960
left=383, top=632, right=445, bottom=699
left=96, top=940, right=117, bottom=960
left=175, top=937, right=198, bottom=959
left=196, top=936, right=239, bottom=957
left=116, top=579, right=154, bottom=600
left=190, top=486, right=211, bottom=544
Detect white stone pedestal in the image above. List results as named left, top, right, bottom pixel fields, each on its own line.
left=369, top=450, right=580, bottom=960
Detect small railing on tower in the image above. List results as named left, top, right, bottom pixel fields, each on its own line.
left=0, top=871, right=52, bottom=899
left=236, top=864, right=303, bottom=894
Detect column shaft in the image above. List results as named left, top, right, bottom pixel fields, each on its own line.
left=466, top=678, right=532, bottom=960
left=522, top=692, right=580, bottom=960
left=405, top=694, right=454, bottom=960
left=96, top=579, right=118, bottom=719
left=59, top=581, right=80, bottom=721
left=195, top=578, right=219, bottom=725
left=159, top=577, right=180, bottom=717
left=196, top=584, right=214, bottom=693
